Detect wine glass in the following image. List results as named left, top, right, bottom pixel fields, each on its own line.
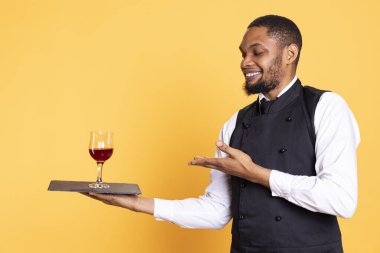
left=88, top=131, right=114, bottom=189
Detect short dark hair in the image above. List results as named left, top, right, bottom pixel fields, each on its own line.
left=248, top=15, right=302, bottom=66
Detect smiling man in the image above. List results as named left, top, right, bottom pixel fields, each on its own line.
left=84, top=15, right=360, bottom=253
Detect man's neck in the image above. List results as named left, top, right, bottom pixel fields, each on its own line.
left=261, top=74, right=297, bottom=101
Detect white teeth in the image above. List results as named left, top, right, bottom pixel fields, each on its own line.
left=246, top=72, right=261, bottom=77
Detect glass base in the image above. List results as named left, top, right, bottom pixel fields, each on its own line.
left=88, top=183, right=110, bottom=189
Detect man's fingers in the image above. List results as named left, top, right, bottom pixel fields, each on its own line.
left=216, top=140, right=247, bottom=159
left=194, top=155, right=208, bottom=160
left=189, top=157, right=215, bottom=165
left=89, top=193, right=113, bottom=200
left=80, top=193, right=112, bottom=205
left=81, top=192, right=101, bottom=201
left=189, top=157, right=229, bottom=170
left=86, top=193, right=117, bottom=203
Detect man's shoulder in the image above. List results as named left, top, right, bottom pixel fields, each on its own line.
left=301, top=83, right=348, bottom=108
left=316, top=91, right=351, bottom=113
left=301, top=84, right=351, bottom=107
left=303, top=85, right=330, bottom=94
left=302, top=85, right=331, bottom=106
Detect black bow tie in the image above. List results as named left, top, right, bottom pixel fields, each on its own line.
left=260, top=98, right=275, bottom=114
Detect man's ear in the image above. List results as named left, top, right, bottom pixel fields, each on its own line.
left=285, top=43, right=299, bottom=65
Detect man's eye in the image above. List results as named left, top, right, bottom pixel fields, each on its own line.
left=254, top=52, right=263, bottom=56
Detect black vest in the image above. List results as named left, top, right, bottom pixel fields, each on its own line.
left=229, top=80, right=343, bottom=253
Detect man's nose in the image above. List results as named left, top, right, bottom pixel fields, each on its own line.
left=241, top=56, right=254, bottom=68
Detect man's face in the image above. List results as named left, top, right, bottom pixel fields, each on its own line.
left=239, top=27, right=286, bottom=95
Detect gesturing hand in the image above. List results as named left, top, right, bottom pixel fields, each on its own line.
left=188, top=140, right=271, bottom=188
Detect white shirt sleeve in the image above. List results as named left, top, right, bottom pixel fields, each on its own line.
left=153, top=112, right=238, bottom=229
left=269, top=92, right=360, bottom=218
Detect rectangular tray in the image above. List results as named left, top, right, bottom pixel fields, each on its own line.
left=48, top=180, right=141, bottom=195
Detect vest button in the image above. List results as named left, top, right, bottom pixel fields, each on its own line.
left=279, top=148, right=287, bottom=153
left=286, top=116, right=293, bottom=122
left=240, top=182, right=246, bottom=188
left=239, top=215, right=245, bottom=220
left=275, top=216, right=282, bottom=221
left=243, top=122, right=251, bottom=128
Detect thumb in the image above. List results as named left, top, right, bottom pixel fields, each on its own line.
left=216, top=140, right=240, bottom=158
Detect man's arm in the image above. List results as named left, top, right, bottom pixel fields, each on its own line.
left=269, top=92, right=360, bottom=218
left=153, top=167, right=232, bottom=229
left=190, top=92, right=360, bottom=218
left=83, top=169, right=233, bottom=228
left=82, top=158, right=232, bottom=229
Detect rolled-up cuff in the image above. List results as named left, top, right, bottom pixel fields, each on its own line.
left=269, top=170, right=292, bottom=199
left=153, top=198, right=174, bottom=222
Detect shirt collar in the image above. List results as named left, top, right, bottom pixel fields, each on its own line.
left=259, top=75, right=298, bottom=102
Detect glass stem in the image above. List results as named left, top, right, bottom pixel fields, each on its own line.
left=96, top=162, right=104, bottom=183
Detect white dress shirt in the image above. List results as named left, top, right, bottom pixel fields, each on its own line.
left=154, top=76, right=361, bottom=229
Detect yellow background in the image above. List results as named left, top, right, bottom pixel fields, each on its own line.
left=0, top=0, right=378, bottom=252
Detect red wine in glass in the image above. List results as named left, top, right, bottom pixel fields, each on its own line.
left=89, top=148, right=113, bottom=162
left=88, top=131, right=114, bottom=189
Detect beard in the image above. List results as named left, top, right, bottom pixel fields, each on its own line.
left=244, top=55, right=283, bottom=95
